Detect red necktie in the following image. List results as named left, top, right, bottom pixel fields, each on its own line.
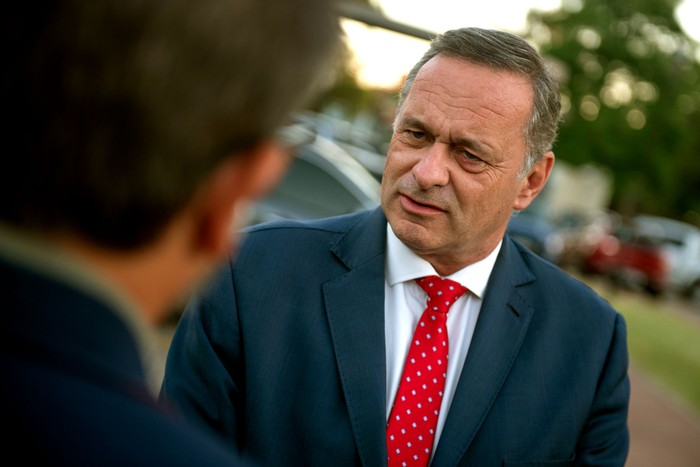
left=386, top=276, right=468, bottom=466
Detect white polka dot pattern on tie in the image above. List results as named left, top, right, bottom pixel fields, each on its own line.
left=386, top=276, right=468, bottom=467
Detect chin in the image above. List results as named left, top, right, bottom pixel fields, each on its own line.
left=391, top=218, right=437, bottom=249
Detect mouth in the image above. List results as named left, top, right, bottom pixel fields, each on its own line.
left=399, top=193, right=446, bottom=215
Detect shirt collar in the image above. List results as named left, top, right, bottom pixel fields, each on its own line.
left=385, top=223, right=501, bottom=299
left=0, top=222, right=166, bottom=394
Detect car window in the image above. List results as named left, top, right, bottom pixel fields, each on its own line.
left=263, top=156, right=367, bottom=219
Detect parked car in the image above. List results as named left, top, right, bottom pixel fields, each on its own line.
left=553, top=209, right=621, bottom=268
left=633, top=215, right=700, bottom=303
left=582, top=218, right=670, bottom=296
left=247, top=133, right=381, bottom=225
left=507, top=211, right=565, bottom=265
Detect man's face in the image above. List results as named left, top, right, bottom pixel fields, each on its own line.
left=381, top=54, right=538, bottom=274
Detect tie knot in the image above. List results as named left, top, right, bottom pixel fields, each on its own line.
left=416, top=275, right=468, bottom=315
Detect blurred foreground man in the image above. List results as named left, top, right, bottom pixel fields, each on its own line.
left=162, top=27, right=630, bottom=466
left=0, top=1, right=341, bottom=465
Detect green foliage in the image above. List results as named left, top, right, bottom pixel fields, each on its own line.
left=311, top=63, right=386, bottom=117
left=525, top=0, right=700, bottom=221
left=606, top=291, right=700, bottom=415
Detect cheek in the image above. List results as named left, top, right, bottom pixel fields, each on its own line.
left=451, top=175, right=513, bottom=220
left=381, top=151, right=414, bottom=207
left=382, top=150, right=408, bottom=183
left=386, top=138, right=421, bottom=168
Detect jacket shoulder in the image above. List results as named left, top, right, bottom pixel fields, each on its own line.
left=506, top=235, right=617, bottom=315
left=243, top=209, right=373, bottom=237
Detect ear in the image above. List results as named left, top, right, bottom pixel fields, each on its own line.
left=192, top=141, right=291, bottom=256
left=512, top=151, right=555, bottom=211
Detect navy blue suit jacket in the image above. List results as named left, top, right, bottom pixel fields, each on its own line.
left=162, top=208, right=630, bottom=466
left=1, top=254, right=251, bottom=466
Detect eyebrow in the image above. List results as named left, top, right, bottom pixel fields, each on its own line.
left=398, top=115, right=494, bottom=155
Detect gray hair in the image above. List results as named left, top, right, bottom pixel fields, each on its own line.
left=397, top=27, right=561, bottom=177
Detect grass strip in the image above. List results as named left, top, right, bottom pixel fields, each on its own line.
left=605, top=292, right=700, bottom=415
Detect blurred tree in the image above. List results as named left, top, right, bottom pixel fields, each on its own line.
left=311, top=0, right=386, bottom=115
left=310, top=0, right=401, bottom=152
left=525, top=0, right=700, bottom=222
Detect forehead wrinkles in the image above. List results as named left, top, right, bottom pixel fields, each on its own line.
left=404, top=77, right=531, bottom=145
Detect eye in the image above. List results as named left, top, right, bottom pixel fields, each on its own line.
left=455, top=147, right=488, bottom=172
left=407, top=130, right=426, bottom=141
left=396, top=128, right=430, bottom=147
left=458, top=149, right=481, bottom=161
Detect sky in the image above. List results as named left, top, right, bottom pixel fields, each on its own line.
left=343, top=0, right=700, bottom=89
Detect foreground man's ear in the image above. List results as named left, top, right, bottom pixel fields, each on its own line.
left=191, top=141, right=292, bottom=257
left=513, top=151, right=555, bottom=212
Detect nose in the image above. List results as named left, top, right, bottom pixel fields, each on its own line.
left=412, top=144, right=450, bottom=189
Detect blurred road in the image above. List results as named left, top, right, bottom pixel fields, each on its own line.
left=627, top=365, right=700, bottom=466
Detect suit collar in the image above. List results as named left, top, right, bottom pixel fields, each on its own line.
left=0, top=225, right=165, bottom=395
left=330, top=207, right=387, bottom=270
left=1, top=255, right=152, bottom=383
left=324, top=208, right=388, bottom=467
left=432, top=236, right=537, bottom=466
left=325, top=217, right=539, bottom=467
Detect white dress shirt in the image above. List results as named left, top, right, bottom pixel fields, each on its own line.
left=384, top=223, right=501, bottom=452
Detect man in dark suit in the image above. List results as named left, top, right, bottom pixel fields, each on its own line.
left=0, top=1, right=341, bottom=465
left=161, top=28, right=630, bottom=466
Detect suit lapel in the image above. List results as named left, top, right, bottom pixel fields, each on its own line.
left=324, top=208, right=389, bottom=467
left=432, top=238, right=536, bottom=467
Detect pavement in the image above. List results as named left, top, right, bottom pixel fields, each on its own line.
left=626, top=365, right=700, bottom=466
